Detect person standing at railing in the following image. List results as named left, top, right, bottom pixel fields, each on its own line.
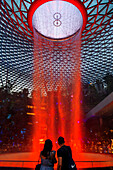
left=40, top=139, right=57, bottom=170
left=57, top=136, right=77, bottom=170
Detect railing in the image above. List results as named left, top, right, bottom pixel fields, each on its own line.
left=0, top=160, right=113, bottom=169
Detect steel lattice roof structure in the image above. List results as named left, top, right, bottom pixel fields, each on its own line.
left=0, top=0, right=113, bottom=93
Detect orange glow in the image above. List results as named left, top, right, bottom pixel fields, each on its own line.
left=27, top=122, right=33, bottom=125
left=32, top=29, right=83, bottom=159
left=71, top=37, right=82, bottom=158
left=27, top=105, right=35, bottom=109
left=27, top=112, right=35, bottom=115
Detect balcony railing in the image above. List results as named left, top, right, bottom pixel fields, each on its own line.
left=0, top=160, right=113, bottom=169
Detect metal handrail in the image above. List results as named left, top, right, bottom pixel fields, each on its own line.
left=0, top=160, right=113, bottom=162
left=0, top=160, right=113, bottom=169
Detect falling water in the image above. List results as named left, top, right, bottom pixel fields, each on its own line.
left=32, top=28, right=82, bottom=159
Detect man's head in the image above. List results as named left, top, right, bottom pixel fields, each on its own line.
left=58, top=136, right=65, bottom=146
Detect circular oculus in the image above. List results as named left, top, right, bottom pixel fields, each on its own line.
left=32, top=1, right=83, bottom=39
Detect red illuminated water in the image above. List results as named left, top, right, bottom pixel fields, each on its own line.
left=33, top=29, right=82, bottom=159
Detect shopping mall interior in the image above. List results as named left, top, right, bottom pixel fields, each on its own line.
left=0, top=0, right=113, bottom=169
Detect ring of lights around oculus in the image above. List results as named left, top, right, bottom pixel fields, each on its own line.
left=32, top=1, right=84, bottom=39
left=28, top=0, right=87, bottom=39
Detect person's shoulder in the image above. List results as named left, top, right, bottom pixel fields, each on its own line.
left=66, top=145, right=72, bottom=151
left=57, top=145, right=66, bottom=154
left=57, top=146, right=63, bottom=154
left=57, top=147, right=64, bottom=157
left=62, top=145, right=70, bottom=149
left=67, top=145, right=71, bottom=149
left=64, top=145, right=71, bottom=148
left=62, top=145, right=72, bottom=153
left=57, top=147, right=61, bottom=153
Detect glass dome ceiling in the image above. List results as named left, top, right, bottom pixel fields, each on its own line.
left=0, top=0, right=113, bottom=93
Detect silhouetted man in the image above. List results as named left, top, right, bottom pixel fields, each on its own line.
left=57, top=136, right=76, bottom=170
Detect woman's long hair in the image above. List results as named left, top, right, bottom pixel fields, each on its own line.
left=41, top=139, right=52, bottom=157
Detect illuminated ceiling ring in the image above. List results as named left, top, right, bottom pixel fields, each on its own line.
left=27, top=0, right=87, bottom=34
left=1, top=0, right=112, bottom=42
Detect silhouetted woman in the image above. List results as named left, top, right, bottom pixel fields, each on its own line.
left=40, top=139, right=57, bottom=170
